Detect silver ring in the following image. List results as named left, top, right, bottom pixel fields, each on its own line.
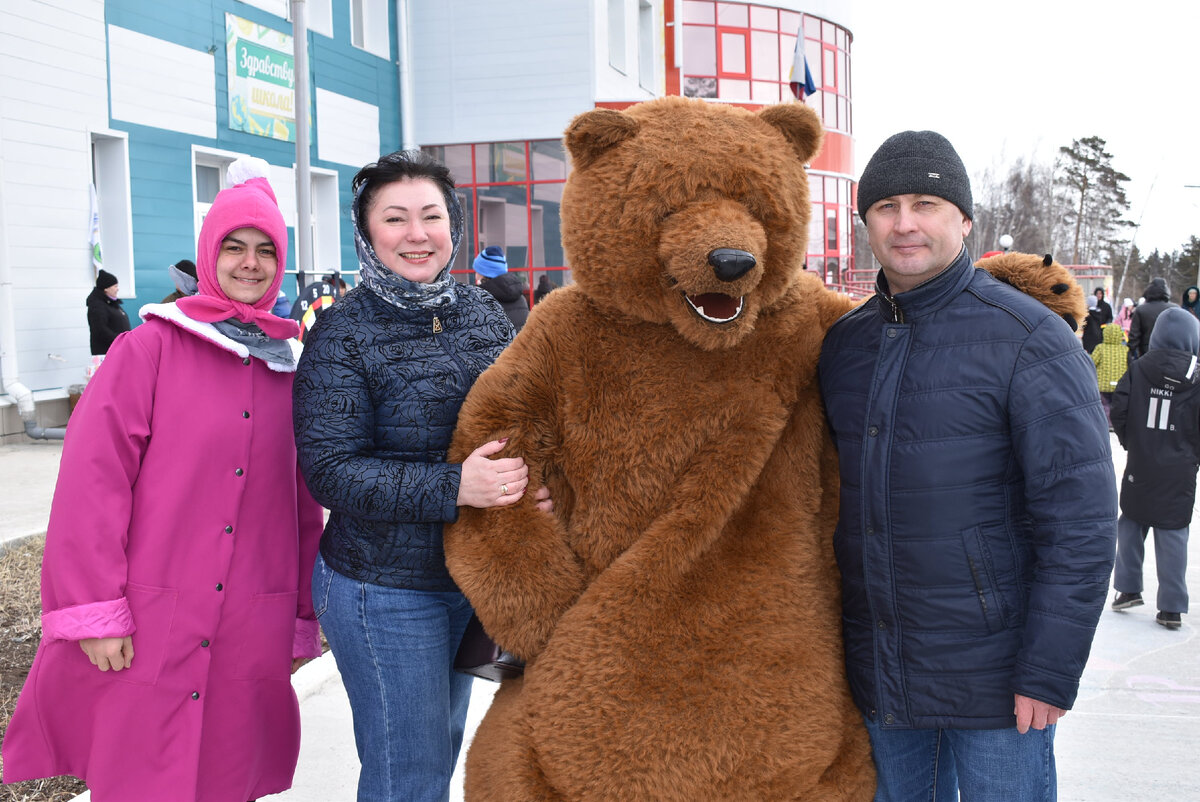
left=500, top=484, right=508, bottom=495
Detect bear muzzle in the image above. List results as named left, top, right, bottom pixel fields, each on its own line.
left=680, top=248, right=754, bottom=323
left=685, top=292, right=744, bottom=323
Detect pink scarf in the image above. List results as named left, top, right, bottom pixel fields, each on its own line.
left=177, top=175, right=299, bottom=340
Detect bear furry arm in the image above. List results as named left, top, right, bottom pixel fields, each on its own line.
left=445, top=298, right=586, bottom=660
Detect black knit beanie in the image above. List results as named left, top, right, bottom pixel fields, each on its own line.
left=857, top=130, right=973, bottom=220
left=95, top=269, right=118, bottom=290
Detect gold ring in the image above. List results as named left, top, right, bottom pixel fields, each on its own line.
left=500, top=484, right=508, bottom=495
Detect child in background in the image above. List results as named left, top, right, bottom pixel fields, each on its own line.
left=1091, top=322, right=1128, bottom=426
left=1110, top=307, right=1200, bottom=630
left=2, top=159, right=324, bottom=801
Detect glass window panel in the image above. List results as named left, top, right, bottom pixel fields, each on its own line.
left=531, top=140, right=567, bottom=182
left=682, top=0, right=714, bottom=24
left=805, top=39, right=821, bottom=85
left=533, top=182, right=566, bottom=268
left=826, top=206, right=837, bottom=251
left=749, top=6, right=776, bottom=30
left=683, top=76, right=717, bottom=98
left=752, top=80, right=780, bottom=103
left=779, top=34, right=796, bottom=83
left=719, top=78, right=750, bottom=102
left=809, top=174, right=823, bottom=203
left=822, top=20, right=835, bottom=43
left=479, top=142, right=528, bottom=184
left=803, top=15, right=820, bottom=39
left=720, top=31, right=747, bottom=74
left=716, top=2, right=747, bottom=26
left=750, top=31, right=777, bottom=80
left=808, top=209, right=823, bottom=253
left=807, top=255, right=823, bottom=277
left=423, top=144, right=473, bottom=188
left=451, top=187, right=475, bottom=276
left=838, top=51, right=848, bottom=93
left=476, top=186, right=529, bottom=269
left=825, top=177, right=838, bottom=202
left=823, top=47, right=835, bottom=88
left=683, top=26, right=717, bottom=74
left=838, top=96, right=848, bottom=132
left=195, top=164, right=220, bottom=204
left=837, top=27, right=847, bottom=49
left=823, top=91, right=837, bottom=128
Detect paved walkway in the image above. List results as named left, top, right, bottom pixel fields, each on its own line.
left=3, top=437, right=1197, bottom=800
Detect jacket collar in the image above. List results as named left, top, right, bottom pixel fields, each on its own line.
left=873, top=246, right=974, bottom=323
left=139, top=302, right=300, bottom=373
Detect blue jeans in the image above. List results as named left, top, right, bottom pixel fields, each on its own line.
left=864, top=716, right=1057, bottom=802
left=313, top=553, right=475, bottom=802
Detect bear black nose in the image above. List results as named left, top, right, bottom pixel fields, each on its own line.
left=708, top=248, right=756, bottom=282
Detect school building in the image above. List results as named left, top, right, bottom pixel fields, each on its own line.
left=0, top=0, right=856, bottom=441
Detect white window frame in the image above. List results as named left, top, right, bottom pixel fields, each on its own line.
left=349, top=0, right=390, bottom=59
left=238, top=0, right=290, bottom=18
left=90, top=130, right=136, bottom=298
left=283, top=0, right=334, bottom=38
left=608, top=0, right=627, bottom=73
left=191, top=145, right=250, bottom=249
left=307, top=167, right=343, bottom=280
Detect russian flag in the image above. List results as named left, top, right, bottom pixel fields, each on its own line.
left=788, top=29, right=818, bottom=99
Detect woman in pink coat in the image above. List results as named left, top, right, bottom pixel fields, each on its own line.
left=1, top=159, right=324, bottom=802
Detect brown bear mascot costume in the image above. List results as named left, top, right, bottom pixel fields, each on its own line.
left=444, top=96, right=1086, bottom=801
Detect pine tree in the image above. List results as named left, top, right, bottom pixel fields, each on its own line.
left=1054, top=136, right=1131, bottom=265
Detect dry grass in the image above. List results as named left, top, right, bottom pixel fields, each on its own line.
left=0, top=537, right=88, bottom=801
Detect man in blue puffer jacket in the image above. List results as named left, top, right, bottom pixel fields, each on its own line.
left=819, top=131, right=1116, bottom=801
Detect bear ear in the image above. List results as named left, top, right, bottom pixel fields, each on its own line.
left=564, top=108, right=639, bottom=170
left=757, top=102, right=824, bottom=165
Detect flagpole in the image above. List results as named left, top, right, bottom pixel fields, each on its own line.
left=293, top=0, right=312, bottom=295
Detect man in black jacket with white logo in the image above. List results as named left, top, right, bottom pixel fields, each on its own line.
left=1110, top=306, right=1200, bottom=630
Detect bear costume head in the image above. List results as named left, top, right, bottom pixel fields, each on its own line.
left=562, top=96, right=823, bottom=350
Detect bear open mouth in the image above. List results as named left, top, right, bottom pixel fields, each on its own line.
left=685, top=292, right=744, bottom=323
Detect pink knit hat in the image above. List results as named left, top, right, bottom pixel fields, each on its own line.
left=177, top=158, right=299, bottom=339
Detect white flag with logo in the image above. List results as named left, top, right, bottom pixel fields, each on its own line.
left=89, top=183, right=103, bottom=275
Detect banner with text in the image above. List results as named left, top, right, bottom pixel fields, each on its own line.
left=226, top=13, right=296, bottom=142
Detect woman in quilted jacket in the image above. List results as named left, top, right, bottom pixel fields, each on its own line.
left=293, top=150, right=546, bottom=802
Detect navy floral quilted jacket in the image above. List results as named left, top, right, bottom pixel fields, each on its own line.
left=293, top=283, right=513, bottom=591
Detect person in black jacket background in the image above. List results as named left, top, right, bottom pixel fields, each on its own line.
left=293, top=151, right=549, bottom=802
left=1128, top=277, right=1176, bottom=361
left=85, top=269, right=130, bottom=355
left=1110, top=306, right=1200, bottom=630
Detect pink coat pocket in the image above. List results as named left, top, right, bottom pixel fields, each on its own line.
left=116, top=582, right=178, bottom=685
left=234, top=590, right=298, bottom=681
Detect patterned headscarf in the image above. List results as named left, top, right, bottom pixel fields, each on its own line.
left=352, top=176, right=465, bottom=311
left=177, top=158, right=300, bottom=340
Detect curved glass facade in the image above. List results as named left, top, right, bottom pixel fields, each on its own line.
left=677, top=1, right=859, bottom=293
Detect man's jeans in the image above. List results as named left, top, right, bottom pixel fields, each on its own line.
left=864, top=716, right=1057, bottom=801
left=313, top=553, right=475, bottom=802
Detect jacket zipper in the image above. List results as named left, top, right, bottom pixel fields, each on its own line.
left=967, top=556, right=988, bottom=615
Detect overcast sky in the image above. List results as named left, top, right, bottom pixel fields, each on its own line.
left=846, top=0, right=1200, bottom=256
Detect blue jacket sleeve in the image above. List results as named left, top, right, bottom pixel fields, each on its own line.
left=1007, top=315, right=1117, bottom=709
left=293, top=318, right=461, bottom=524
